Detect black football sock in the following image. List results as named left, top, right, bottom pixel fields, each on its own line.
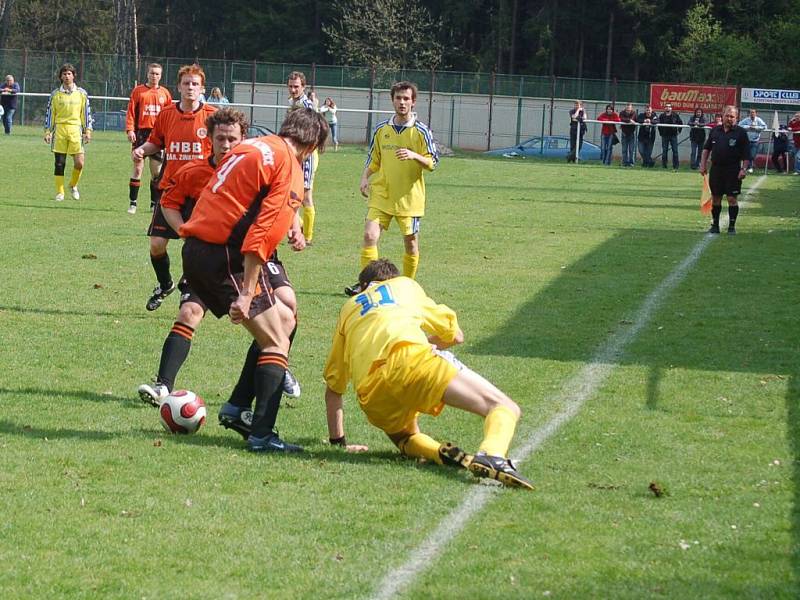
left=728, top=205, right=739, bottom=227
left=157, top=322, right=194, bottom=391
left=129, top=178, right=141, bottom=203
left=228, top=341, right=260, bottom=408
left=150, top=253, right=172, bottom=289
left=251, top=352, right=287, bottom=438
left=711, top=205, right=721, bottom=227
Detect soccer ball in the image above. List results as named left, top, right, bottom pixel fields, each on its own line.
left=159, top=390, right=207, bottom=434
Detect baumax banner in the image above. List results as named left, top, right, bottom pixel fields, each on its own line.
left=649, top=83, right=737, bottom=113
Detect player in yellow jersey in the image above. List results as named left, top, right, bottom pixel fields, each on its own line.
left=287, top=71, right=320, bottom=244
left=324, top=259, right=533, bottom=490
left=44, top=64, right=92, bottom=202
left=345, top=82, right=438, bottom=296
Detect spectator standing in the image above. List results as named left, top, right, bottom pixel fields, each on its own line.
left=207, top=87, right=229, bottom=105
left=320, top=97, right=339, bottom=151
left=771, top=124, right=789, bottom=173
left=688, top=108, right=707, bottom=170
left=567, top=101, right=587, bottom=163
left=658, top=103, right=683, bottom=170
left=597, top=104, right=620, bottom=166
left=699, top=105, right=750, bottom=235
left=636, top=105, right=658, bottom=167
left=1, top=74, right=20, bottom=134
left=738, top=108, right=766, bottom=173
left=788, top=112, right=800, bottom=175
left=618, top=103, right=637, bottom=167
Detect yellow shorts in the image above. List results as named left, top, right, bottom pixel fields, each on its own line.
left=52, top=124, right=84, bottom=155
left=356, top=343, right=458, bottom=435
left=366, top=207, right=421, bottom=236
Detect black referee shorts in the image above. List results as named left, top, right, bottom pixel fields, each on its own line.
left=709, top=165, right=742, bottom=197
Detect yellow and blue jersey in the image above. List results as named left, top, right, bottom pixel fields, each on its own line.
left=365, top=117, right=438, bottom=216
left=44, top=86, right=92, bottom=132
left=324, top=276, right=459, bottom=394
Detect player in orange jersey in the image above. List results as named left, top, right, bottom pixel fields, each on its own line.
left=133, top=64, right=216, bottom=312
left=125, top=63, right=173, bottom=214
left=180, top=107, right=328, bottom=453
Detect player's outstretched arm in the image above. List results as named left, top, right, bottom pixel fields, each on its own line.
left=325, top=386, right=368, bottom=452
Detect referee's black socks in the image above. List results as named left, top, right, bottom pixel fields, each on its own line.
left=711, top=205, right=722, bottom=227
left=728, top=204, right=739, bottom=227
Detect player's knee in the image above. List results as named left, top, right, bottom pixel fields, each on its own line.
left=487, top=390, right=521, bottom=419
left=54, top=153, right=66, bottom=176
left=149, top=237, right=168, bottom=255
left=178, top=303, right=204, bottom=327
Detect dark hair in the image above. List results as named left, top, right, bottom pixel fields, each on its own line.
left=206, top=107, right=249, bottom=137
left=58, top=63, right=76, bottom=79
left=278, top=107, right=328, bottom=152
left=605, top=104, right=614, bottom=111
left=288, top=71, right=306, bottom=86
left=391, top=81, right=417, bottom=101
left=358, top=259, right=400, bottom=289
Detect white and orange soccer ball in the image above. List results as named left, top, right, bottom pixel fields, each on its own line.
left=159, top=390, right=207, bottom=434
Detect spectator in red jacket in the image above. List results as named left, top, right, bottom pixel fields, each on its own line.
left=597, top=104, right=621, bottom=166
left=788, top=112, right=800, bottom=175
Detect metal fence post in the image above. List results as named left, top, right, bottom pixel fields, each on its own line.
left=21, top=48, right=28, bottom=126
left=250, top=59, right=256, bottom=124
left=366, top=65, right=375, bottom=144
left=515, top=96, right=522, bottom=145
left=449, top=95, right=456, bottom=149
left=487, top=70, right=495, bottom=151
left=428, top=68, right=434, bottom=127
left=549, top=75, right=555, bottom=135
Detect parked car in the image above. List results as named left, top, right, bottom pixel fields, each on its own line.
left=752, top=140, right=795, bottom=171
left=247, top=123, right=274, bottom=138
left=91, top=110, right=126, bottom=131
left=484, top=135, right=602, bottom=161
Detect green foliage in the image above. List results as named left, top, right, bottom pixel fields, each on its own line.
left=323, top=0, right=444, bottom=70
left=672, top=0, right=722, bottom=81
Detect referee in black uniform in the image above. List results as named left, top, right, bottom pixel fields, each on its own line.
left=699, top=105, right=751, bottom=235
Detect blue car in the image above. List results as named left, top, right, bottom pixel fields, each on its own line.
left=484, top=135, right=602, bottom=161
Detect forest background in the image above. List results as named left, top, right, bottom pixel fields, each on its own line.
left=0, top=0, right=798, bottom=87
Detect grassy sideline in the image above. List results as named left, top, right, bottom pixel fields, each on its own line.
left=0, top=126, right=797, bottom=598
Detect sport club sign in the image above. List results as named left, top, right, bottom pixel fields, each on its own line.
left=741, top=87, right=800, bottom=105
left=649, top=83, right=737, bottom=113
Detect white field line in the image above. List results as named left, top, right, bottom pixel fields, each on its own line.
left=369, top=175, right=766, bottom=600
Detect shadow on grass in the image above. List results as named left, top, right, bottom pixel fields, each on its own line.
left=0, top=386, right=135, bottom=406
left=473, top=224, right=798, bottom=592
left=0, top=201, right=121, bottom=213
left=0, top=304, right=149, bottom=319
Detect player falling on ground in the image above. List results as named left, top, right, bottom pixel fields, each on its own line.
left=136, top=108, right=302, bottom=407
left=133, top=64, right=216, bottom=312
left=44, top=63, right=92, bottom=202
left=345, top=81, right=437, bottom=296
left=325, top=259, right=533, bottom=490
left=287, top=71, right=320, bottom=245
left=179, top=108, right=328, bottom=452
left=125, top=63, right=173, bottom=215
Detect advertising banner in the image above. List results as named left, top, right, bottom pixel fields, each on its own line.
left=649, top=83, right=737, bottom=113
left=741, top=87, right=800, bottom=105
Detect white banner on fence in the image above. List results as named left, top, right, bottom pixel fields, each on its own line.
left=741, top=87, right=800, bottom=105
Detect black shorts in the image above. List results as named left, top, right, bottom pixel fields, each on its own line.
left=147, top=201, right=179, bottom=239
left=709, top=165, right=742, bottom=197
left=177, top=276, right=206, bottom=311
left=134, top=128, right=164, bottom=161
left=181, top=237, right=276, bottom=319
left=265, top=254, right=292, bottom=290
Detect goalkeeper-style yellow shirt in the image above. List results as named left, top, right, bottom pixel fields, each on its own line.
left=365, top=116, right=438, bottom=216
left=44, top=85, right=92, bottom=132
left=324, top=276, right=459, bottom=394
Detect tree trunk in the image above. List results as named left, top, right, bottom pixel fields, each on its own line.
left=577, top=0, right=585, bottom=79
left=605, top=9, right=614, bottom=82
left=0, top=0, right=14, bottom=51
left=509, top=0, right=518, bottom=74
left=549, top=0, right=558, bottom=78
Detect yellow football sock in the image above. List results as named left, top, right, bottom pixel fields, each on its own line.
left=360, top=245, right=378, bottom=269
left=69, top=168, right=82, bottom=188
left=398, top=433, right=443, bottom=464
left=403, top=252, right=419, bottom=279
left=302, top=205, right=315, bottom=242
left=55, top=175, right=65, bottom=195
left=478, top=405, right=519, bottom=458
left=69, top=169, right=83, bottom=187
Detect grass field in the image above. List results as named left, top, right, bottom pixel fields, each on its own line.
left=0, top=125, right=798, bottom=599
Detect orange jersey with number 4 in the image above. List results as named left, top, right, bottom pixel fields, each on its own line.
left=180, top=136, right=304, bottom=262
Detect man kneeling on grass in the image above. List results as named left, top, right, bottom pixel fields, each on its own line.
left=323, top=258, right=533, bottom=490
